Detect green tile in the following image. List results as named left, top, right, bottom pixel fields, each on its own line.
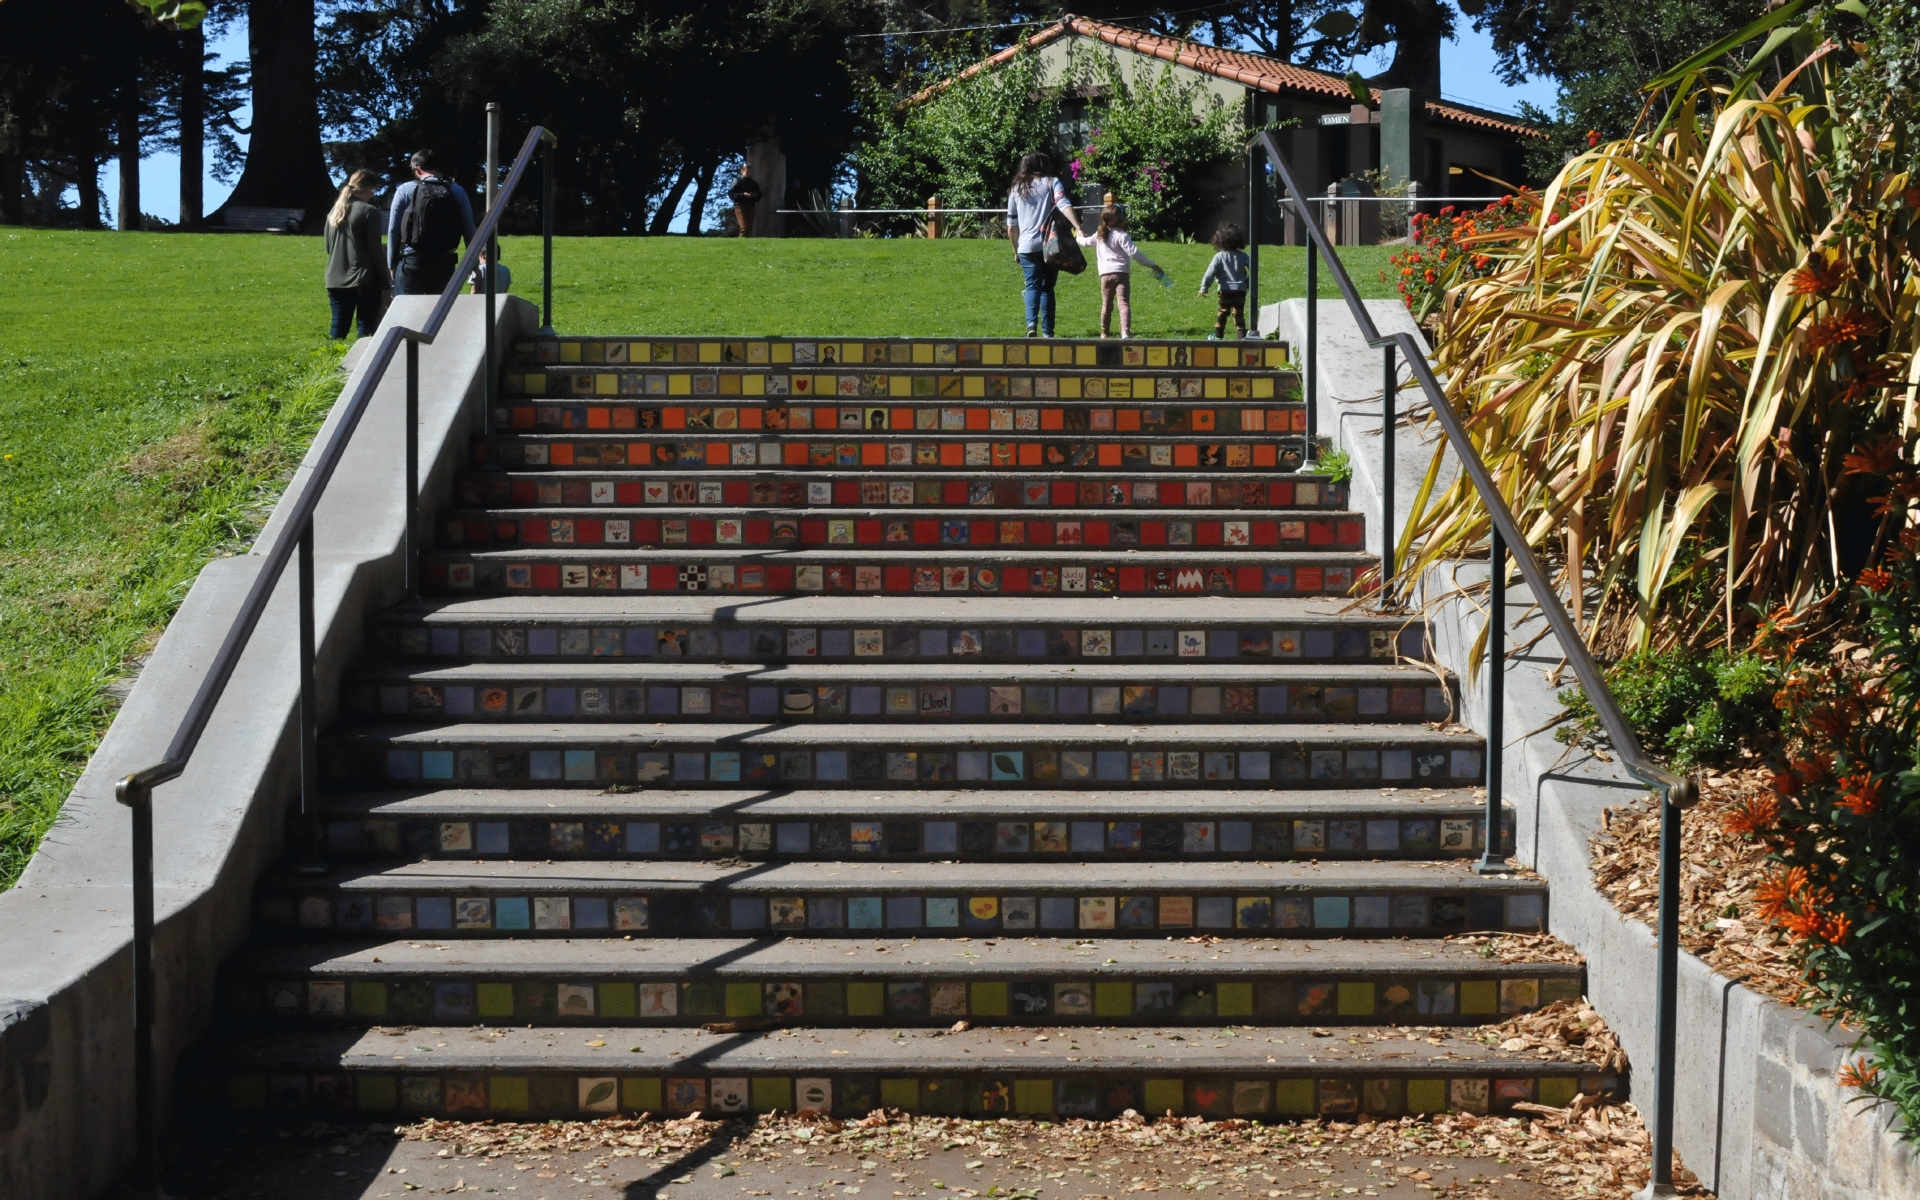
left=1407, top=1079, right=1448, bottom=1113
left=847, top=982, right=885, bottom=1017
left=599, top=983, right=636, bottom=1019
left=355, top=1075, right=398, bottom=1112
left=1216, top=982, right=1254, bottom=1018
left=1538, top=1076, right=1578, bottom=1108
left=1143, top=1079, right=1185, bottom=1115
left=1460, top=980, right=1499, bottom=1015
left=477, top=982, right=515, bottom=1018
left=1336, top=982, right=1375, bottom=1016
left=490, top=1076, right=530, bottom=1112
left=349, top=982, right=388, bottom=1019
left=969, top=981, right=1008, bottom=1017
left=1014, top=1079, right=1054, bottom=1115
left=684, top=982, right=723, bottom=1016
left=624, top=1077, right=663, bottom=1112
left=530, top=1076, right=573, bottom=1112
left=1094, top=982, right=1132, bottom=1018
left=880, top=1078, right=920, bottom=1111
left=726, top=983, right=763, bottom=1017
left=1274, top=1078, right=1315, bottom=1115
left=809, top=981, right=846, bottom=1017
left=752, top=1077, right=793, bottom=1112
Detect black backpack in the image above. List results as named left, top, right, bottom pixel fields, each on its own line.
left=400, top=177, right=462, bottom=256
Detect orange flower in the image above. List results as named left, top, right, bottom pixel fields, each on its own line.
left=1837, top=772, right=1881, bottom=817
left=1842, top=433, right=1904, bottom=478
left=1788, top=257, right=1845, bottom=296
left=1838, top=1059, right=1883, bottom=1089
left=1586, top=129, right=1601, bottom=148
left=1722, top=794, right=1779, bottom=836
left=1856, top=567, right=1893, bottom=593
left=1755, top=866, right=1806, bottom=922
left=1808, top=310, right=1883, bottom=348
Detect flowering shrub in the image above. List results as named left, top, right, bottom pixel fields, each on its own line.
left=1381, top=195, right=1535, bottom=321
left=1731, top=451, right=1920, bottom=1133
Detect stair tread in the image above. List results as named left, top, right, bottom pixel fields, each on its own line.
left=355, top=662, right=1447, bottom=684
left=434, top=547, right=1375, bottom=564
left=202, top=1022, right=1596, bottom=1075
left=385, top=595, right=1373, bottom=622
left=339, top=721, right=1472, bottom=746
left=230, top=936, right=1569, bottom=977
left=318, top=788, right=1492, bottom=819
left=272, top=858, right=1539, bottom=891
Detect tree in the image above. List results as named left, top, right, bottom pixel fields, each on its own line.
left=216, top=0, right=335, bottom=218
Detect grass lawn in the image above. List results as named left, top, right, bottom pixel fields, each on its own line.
left=0, top=227, right=1395, bottom=888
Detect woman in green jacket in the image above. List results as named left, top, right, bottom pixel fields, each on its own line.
left=324, top=169, right=390, bottom=339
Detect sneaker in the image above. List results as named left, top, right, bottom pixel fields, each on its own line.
left=1026, top=326, right=1038, bottom=338
left=1206, top=333, right=1222, bottom=341
left=1241, top=330, right=1257, bottom=339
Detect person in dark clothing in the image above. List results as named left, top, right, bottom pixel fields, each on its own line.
left=323, top=169, right=389, bottom=339
left=728, top=165, right=763, bottom=237
left=387, top=148, right=477, bottom=296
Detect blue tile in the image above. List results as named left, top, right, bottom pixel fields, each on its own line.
left=748, top=687, right=778, bottom=716
left=1209, top=631, right=1237, bottom=657
left=477, top=822, right=510, bottom=854
left=529, top=751, right=563, bottom=781
left=809, top=897, right=846, bottom=928
left=627, top=627, right=655, bottom=655
left=1304, top=630, right=1335, bottom=658
left=430, top=628, right=460, bottom=656
left=529, top=629, right=559, bottom=656
left=1257, top=686, right=1288, bottom=714
left=625, top=823, right=660, bottom=853
left=820, top=629, right=852, bottom=657
left=1039, top=897, right=1076, bottom=928
left=563, top=750, right=596, bottom=780
left=816, top=751, right=848, bottom=781
left=720, top=629, right=752, bottom=657
left=1057, top=687, right=1088, bottom=715
left=731, top=898, right=767, bottom=930
left=415, top=897, right=453, bottom=929
left=956, top=687, right=988, bottom=716
left=574, top=897, right=609, bottom=929
left=1197, top=896, right=1234, bottom=928
left=851, top=687, right=882, bottom=715
left=1160, top=687, right=1189, bottom=716
left=1219, top=821, right=1253, bottom=852
left=547, top=688, right=578, bottom=716
left=672, top=752, right=705, bottom=781
left=1071, top=822, right=1104, bottom=852
left=848, top=897, right=883, bottom=928
left=444, top=687, right=475, bottom=716
left=922, top=822, right=957, bottom=853
left=1017, top=630, right=1047, bottom=657
left=496, top=897, right=532, bottom=930
left=1115, top=629, right=1145, bottom=656
left=1095, top=751, right=1128, bottom=781
left=647, top=687, right=680, bottom=715
left=1312, top=896, right=1351, bottom=928
left=920, top=629, right=947, bottom=656
left=386, top=751, right=421, bottom=780
left=709, top=752, right=741, bottom=782
left=776, top=823, right=810, bottom=853
left=885, top=896, right=922, bottom=928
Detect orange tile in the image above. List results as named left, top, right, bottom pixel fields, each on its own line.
left=1017, top=443, right=1043, bottom=466
left=663, top=408, right=686, bottom=429
left=627, top=442, right=651, bottom=464
left=1097, top=444, right=1121, bottom=467
left=1116, top=410, right=1141, bottom=432
left=1173, top=444, right=1198, bottom=467
left=551, top=443, right=575, bottom=466
left=939, top=444, right=964, bottom=466
left=862, top=443, right=886, bottom=465
left=740, top=409, right=764, bottom=430
left=965, top=409, right=990, bottom=431
left=586, top=408, right=611, bottom=429
left=1040, top=409, right=1064, bottom=430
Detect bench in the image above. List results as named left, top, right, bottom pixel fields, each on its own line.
left=215, top=206, right=307, bottom=233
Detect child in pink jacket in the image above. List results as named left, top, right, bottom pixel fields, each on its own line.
left=1076, top=206, right=1165, bottom=338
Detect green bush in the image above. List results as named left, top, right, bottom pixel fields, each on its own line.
left=1059, top=53, right=1239, bottom=240
left=1557, top=646, right=1779, bottom=770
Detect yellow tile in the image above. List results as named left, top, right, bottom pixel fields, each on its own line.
left=890, top=376, right=913, bottom=397
left=559, top=342, right=581, bottom=363
left=623, top=1077, right=662, bottom=1112
left=969, top=981, right=1008, bottom=1016
left=913, top=342, right=935, bottom=363
left=668, top=374, right=692, bottom=396
left=743, top=374, right=765, bottom=396
left=1143, top=1079, right=1185, bottom=1115
left=1407, top=1079, right=1447, bottom=1113
left=489, top=1076, right=529, bottom=1111
left=982, top=343, right=1005, bottom=365
left=699, top=342, right=723, bottom=363
left=477, top=982, right=515, bottom=1018
left=596, top=374, right=617, bottom=395
left=963, top=376, right=986, bottom=397
left=1252, top=377, right=1274, bottom=398
left=726, top=983, right=762, bottom=1016
left=1075, top=345, right=1097, bottom=365
left=847, top=981, right=885, bottom=1016
left=1461, top=980, right=1499, bottom=1015
left=524, top=373, right=546, bottom=394
left=1336, top=982, right=1376, bottom=1016
left=628, top=342, right=648, bottom=361
left=1146, top=346, right=1168, bottom=366
left=880, top=1078, right=919, bottom=1111
left=1014, top=1079, right=1054, bottom=1114
left=843, top=343, right=864, bottom=362
left=1094, top=982, right=1131, bottom=1017
left=1060, top=376, right=1083, bottom=398
left=1265, top=347, right=1287, bottom=367
left=1216, top=982, right=1254, bottom=1017
left=815, top=375, right=835, bottom=395
left=752, top=1076, right=793, bottom=1112
left=1275, top=1079, right=1316, bottom=1115
left=771, top=343, right=793, bottom=363
left=1204, top=377, right=1227, bottom=398
left=584, top=342, right=605, bottom=363
left=1537, top=1077, right=1578, bottom=1107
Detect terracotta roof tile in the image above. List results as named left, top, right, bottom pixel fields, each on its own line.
left=903, top=17, right=1541, bottom=141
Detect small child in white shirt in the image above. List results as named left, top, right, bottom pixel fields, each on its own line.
left=1075, top=206, right=1164, bottom=338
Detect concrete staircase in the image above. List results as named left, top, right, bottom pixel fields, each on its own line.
left=189, top=335, right=1608, bottom=1125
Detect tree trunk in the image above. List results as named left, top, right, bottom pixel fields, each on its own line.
left=179, top=23, right=203, bottom=228
left=683, top=157, right=717, bottom=235
left=77, top=154, right=102, bottom=228
left=0, top=149, right=23, bottom=226
left=217, top=0, right=334, bottom=221
left=648, top=160, right=695, bottom=236
left=117, top=72, right=141, bottom=231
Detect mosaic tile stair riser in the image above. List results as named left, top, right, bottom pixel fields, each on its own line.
left=183, top=335, right=1592, bottom=1128
left=373, top=620, right=1428, bottom=664
left=235, top=972, right=1582, bottom=1027
left=309, top=812, right=1509, bottom=861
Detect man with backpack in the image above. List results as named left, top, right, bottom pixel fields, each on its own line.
left=387, top=148, right=478, bottom=295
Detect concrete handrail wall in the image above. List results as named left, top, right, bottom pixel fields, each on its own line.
left=0, top=294, right=539, bottom=1198
left=1295, top=297, right=1920, bottom=1197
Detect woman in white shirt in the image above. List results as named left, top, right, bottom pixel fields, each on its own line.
left=1075, top=205, right=1165, bottom=338
left=1004, top=153, right=1086, bottom=337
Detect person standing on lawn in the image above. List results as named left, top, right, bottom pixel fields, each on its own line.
left=1005, top=152, right=1086, bottom=337
left=1199, top=222, right=1253, bottom=339
left=387, top=149, right=477, bottom=296
left=1076, top=205, right=1164, bottom=339
left=323, top=169, right=390, bottom=340
left=728, top=165, right=763, bottom=236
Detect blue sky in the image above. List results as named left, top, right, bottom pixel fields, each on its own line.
left=111, top=14, right=1561, bottom=225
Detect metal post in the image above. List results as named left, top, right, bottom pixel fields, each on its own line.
left=484, top=102, right=501, bottom=213
left=1477, top=527, right=1513, bottom=873
left=1380, top=342, right=1395, bottom=590
left=405, top=339, right=420, bottom=597
left=541, top=144, right=554, bottom=334
left=484, top=227, right=497, bottom=440
left=1304, top=240, right=1317, bottom=464
left=1246, top=146, right=1259, bottom=324
left=128, top=782, right=155, bottom=1191
left=298, top=521, right=318, bottom=816
left=1637, top=797, right=1686, bottom=1198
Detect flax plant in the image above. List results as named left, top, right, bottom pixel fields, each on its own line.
left=1394, top=45, right=1918, bottom=653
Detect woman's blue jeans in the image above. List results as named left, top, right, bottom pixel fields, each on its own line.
left=1018, top=252, right=1058, bottom=335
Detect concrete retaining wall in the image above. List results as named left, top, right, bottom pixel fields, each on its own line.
left=1290, top=298, right=1919, bottom=1197
left=0, top=295, right=538, bottom=1199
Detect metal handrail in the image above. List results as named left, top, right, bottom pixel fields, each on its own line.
left=113, top=122, right=559, bottom=1193
left=1251, top=129, right=1698, bottom=1198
